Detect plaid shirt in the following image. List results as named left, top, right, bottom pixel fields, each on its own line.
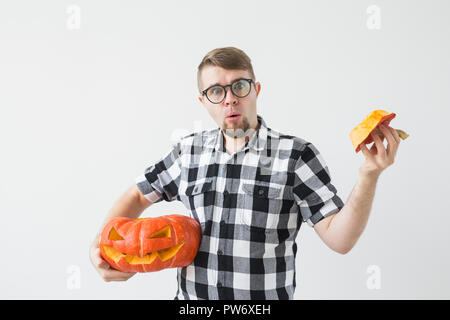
left=135, top=114, right=344, bottom=300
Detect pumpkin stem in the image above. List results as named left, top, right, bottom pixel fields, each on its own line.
left=374, top=127, right=409, bottom=140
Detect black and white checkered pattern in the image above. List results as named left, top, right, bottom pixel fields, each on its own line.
left=135, top=114, right=344, bottom=300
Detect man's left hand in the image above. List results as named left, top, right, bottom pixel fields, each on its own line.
left=359, top=123, right=401, bottom=177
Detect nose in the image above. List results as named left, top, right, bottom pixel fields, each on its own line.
left=223, top=86, right=238, bottom=106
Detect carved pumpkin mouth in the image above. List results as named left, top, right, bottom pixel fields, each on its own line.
left=102, top=224, right=184, bottom=265
left=102, top=243, right=184, bottom=265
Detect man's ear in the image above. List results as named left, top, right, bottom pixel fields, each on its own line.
left=255, top=81, right=261, bottom=97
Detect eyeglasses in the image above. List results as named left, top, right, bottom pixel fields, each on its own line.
left=202, top=78, right=253, bottom=104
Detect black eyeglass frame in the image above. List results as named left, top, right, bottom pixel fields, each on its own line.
left=201, top=78, right=254, bottom=104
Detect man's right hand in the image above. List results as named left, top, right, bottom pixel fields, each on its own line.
left=90, top=185, right=152, bottom=282
left=90, top=242, right=136, bottom=282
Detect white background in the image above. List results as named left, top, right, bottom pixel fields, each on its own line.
left=1, top=0, right=449, bottom=299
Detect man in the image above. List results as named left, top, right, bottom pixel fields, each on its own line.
left=90, top=47, right=401, bottom=299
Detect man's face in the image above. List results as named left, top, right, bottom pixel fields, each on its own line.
left=198, top=66, right=261, bottom=138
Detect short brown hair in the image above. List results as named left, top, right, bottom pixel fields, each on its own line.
left=197, top=47, right=256, bottom=93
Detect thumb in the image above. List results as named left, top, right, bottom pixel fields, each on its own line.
left=94, top=247, right=111, bottom=270
left=98, top=259, right=111, bottom=270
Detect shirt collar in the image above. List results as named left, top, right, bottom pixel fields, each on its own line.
left=209, top=114, right=268, bottom=153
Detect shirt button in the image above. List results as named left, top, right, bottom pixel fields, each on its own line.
left=217, top=249, right=223, bottom=255
left=217, top=282, right=222, bottom=288
left=258, top=189, right=264, bottom=196
left=224, top=190, right=229, bottom=197
left=220, top=220, right=225, bottom=226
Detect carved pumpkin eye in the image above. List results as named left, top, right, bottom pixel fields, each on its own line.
left=148, top=226, right=171, bottom=239
left=108, top=227, right=124, bottom=241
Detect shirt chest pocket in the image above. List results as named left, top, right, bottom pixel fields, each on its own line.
left=185, top=179, right=213, bottom=196
left=240, top=183, right=284, bottom=232
left=183, top=178, right=215, bottom=227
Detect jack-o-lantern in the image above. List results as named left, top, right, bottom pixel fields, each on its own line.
left=99, top=215, right=201, bottom=273
left=350, top=109, right=409, bottom=152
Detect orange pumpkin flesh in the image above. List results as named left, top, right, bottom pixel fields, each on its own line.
left=350, top=109, right=409, bottom=153
left=99, top=215, right=201, bottom=273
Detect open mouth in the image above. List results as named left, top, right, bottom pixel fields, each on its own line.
left=226, top=114, right=241, bottom=121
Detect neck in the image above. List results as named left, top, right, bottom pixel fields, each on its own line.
left=222, top=117, right=260, bottom=155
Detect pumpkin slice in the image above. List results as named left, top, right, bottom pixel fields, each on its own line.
left=350, top=109, right=409, bottom=152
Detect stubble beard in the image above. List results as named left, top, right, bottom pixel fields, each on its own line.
left=222, top=116, right=252, bottom=139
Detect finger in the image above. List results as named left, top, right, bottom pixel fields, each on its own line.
left=390, top=127, right=401, bottom=144
left=371, top=131, right=386, bottom=157
left=379, top=124, right=396, bottom=156
left=92, top=248, right=111, bottom=270
left=379, top=124, right=394, bottom=142
left=97, top=258, right=111, bottom=270
left=360, top=143, right=374, bottom=160
left=389, top=127, right=400, bottom=155
left=385, top=125, right=401, bottom=160
left=103, top=269, right=136, bottom=282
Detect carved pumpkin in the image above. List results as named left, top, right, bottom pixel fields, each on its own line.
left=350, top=109, right=409, bottom=152
left=99, top=215, right=201, bottom=273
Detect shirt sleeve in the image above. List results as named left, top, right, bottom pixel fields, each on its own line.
left=292, top=142, right=345, bottom=227
left=135, top=140, right=182, bottom=204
